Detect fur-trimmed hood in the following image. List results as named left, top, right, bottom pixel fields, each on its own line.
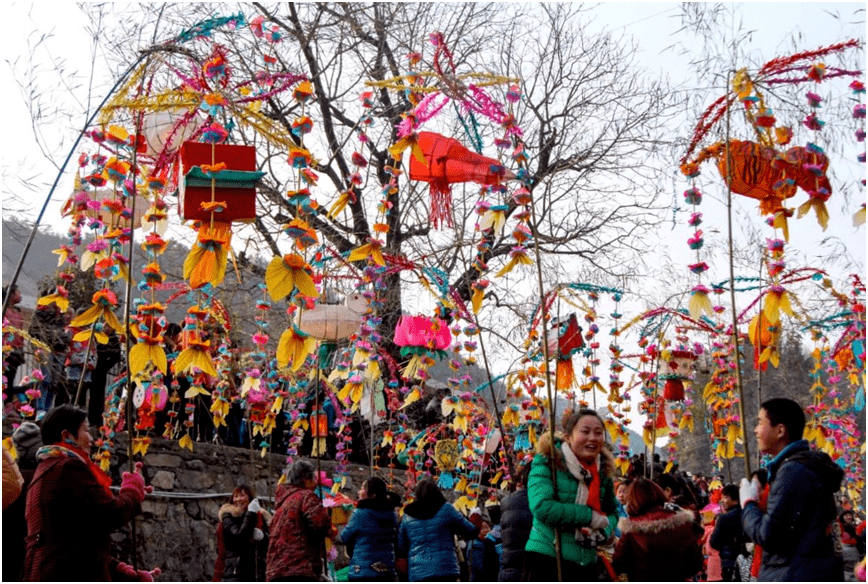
left=219, top=502, right=272, bottom=524
left=535, top=431, right=615, bottom=479
left=618, top=506, right=695, bottom=535
left=219, top=503, right=247, bottom=520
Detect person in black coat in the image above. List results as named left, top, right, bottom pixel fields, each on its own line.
left=499, top=463, right=533, bottom=581
left=710, top=483, right=747, bottom=581
left=89, top=327, right=121, bottom=427
left=217, top=485, right=270, bottom=582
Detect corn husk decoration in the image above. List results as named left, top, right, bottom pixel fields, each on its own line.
left=266, top=253, right=319, bottom=301
left=184, top=221, right=231, bottom=289
left=276, top=324, right=316, bottom=371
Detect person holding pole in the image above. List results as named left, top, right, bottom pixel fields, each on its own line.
left=524, top=408, right=619, bottom=581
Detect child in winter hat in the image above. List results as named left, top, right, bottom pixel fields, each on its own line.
left=12, top=422, right=42, bottom=462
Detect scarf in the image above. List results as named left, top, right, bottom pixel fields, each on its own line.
left=37, top=442, right=113, bottom=495
left=561, top=442, right=606, bottom=546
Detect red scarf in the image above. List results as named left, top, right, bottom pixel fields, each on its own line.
left=43, top=442, right=114, bottom=495
left=579, top=458, right=602, bottom=513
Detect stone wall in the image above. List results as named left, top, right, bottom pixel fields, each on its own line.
left=106, top=436, right=396, bottom=582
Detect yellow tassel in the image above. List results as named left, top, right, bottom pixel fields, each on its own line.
left=347, top=241, right=386, bottom=267
left=471, top=287, right=485, bottom=314
left=312, top=437, right=327, bottom=457
left=328, top=191, right=352, bottom=219
left=797, top=199, right=830, bottom=231
left=276, top=326, right=315, bottom=371
left=266, top=254, right=319, bottom=301
left=772, top=210, right=790, bottom=242
left=401, top=387, right=422, bottom=408
left=402, top=355, right=423, bottom=379
left=129, top=342, right=168, bottom=377
left=853, top=205, right=866, bottom=227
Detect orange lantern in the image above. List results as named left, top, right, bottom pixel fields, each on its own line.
left=310, top=410, right=329, bottom=456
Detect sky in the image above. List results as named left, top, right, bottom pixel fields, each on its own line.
left=1, top=2, right=865, bottom=446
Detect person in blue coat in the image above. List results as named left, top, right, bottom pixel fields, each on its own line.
left=339, top=477, right=402, bottom=581
left=740, top=398, right=844, bottom=581
left=397, top=478, right=479, bottom=582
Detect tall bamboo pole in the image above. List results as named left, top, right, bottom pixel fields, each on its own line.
left=725, top=71, right=752, bottom=479
left=528, top=200, right=563, bottom=581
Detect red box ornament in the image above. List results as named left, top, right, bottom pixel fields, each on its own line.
left=177, top=141, right=264, bottom=222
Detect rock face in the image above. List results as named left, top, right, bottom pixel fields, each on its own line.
left=104, top=436, right=403, bottom=582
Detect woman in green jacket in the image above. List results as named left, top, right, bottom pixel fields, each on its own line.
left=525, top=408, right=619, bottom=581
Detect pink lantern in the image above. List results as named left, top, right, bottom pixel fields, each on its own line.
left=394, top=315, right=451, bottom=350
left=394, top=315, right=451, bottom=381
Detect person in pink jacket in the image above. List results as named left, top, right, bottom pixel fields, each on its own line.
left=700, top=505, right=723, bottom=582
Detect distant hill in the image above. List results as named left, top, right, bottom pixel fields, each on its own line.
left=2, top=218, right=271, bottom=336
left=2, top=219, right=66, bottom=306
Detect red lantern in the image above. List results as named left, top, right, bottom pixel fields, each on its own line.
left=409, top=132, right=513, bottom=228
left=653, top=348, right=697, bottom=401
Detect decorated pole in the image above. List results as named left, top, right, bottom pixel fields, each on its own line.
left=724, top=71, right=752, bottom=479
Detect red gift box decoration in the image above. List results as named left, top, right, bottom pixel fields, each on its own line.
left=177, top=141, right=264, bottom=222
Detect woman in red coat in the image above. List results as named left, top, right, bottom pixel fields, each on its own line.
left=266, top=460, right=336, bottom=582
left=612, top=478, right=704, bottom=582
left=20, top=404, right=149, bottom=581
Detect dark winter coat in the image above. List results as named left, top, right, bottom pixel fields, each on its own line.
left=266, top=484, right=332, bottom=582
left=525, top=433, right=619, bottom=566
left=397, top=500, right=478, bottom=581
left=218, top=503, right=265, bottom=581
left=498, top=488, right=532, bottom=581
left=710, top=504, right=747, bottom=570
left=742, top=439, right=844, bottom=582
left=612, top=505, right=704, bottom=582
left=20, top=454, right=141, bottom=581
left=468, top=531, right=500, bottom=582
left=339, top=498, right=399, bottom=581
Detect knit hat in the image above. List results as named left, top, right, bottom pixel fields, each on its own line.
left=12, top=422, right=42, bottom=460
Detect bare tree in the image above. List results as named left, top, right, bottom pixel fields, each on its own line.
left=69, top=3, right=681, bottom=371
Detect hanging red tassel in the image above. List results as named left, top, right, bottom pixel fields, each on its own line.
left=655, top=396, right=668, bottom=429
left=429, top=180, right=453, bottom=229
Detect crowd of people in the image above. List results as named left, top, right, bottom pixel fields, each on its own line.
left=2, top=398, right=866, bottom=582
